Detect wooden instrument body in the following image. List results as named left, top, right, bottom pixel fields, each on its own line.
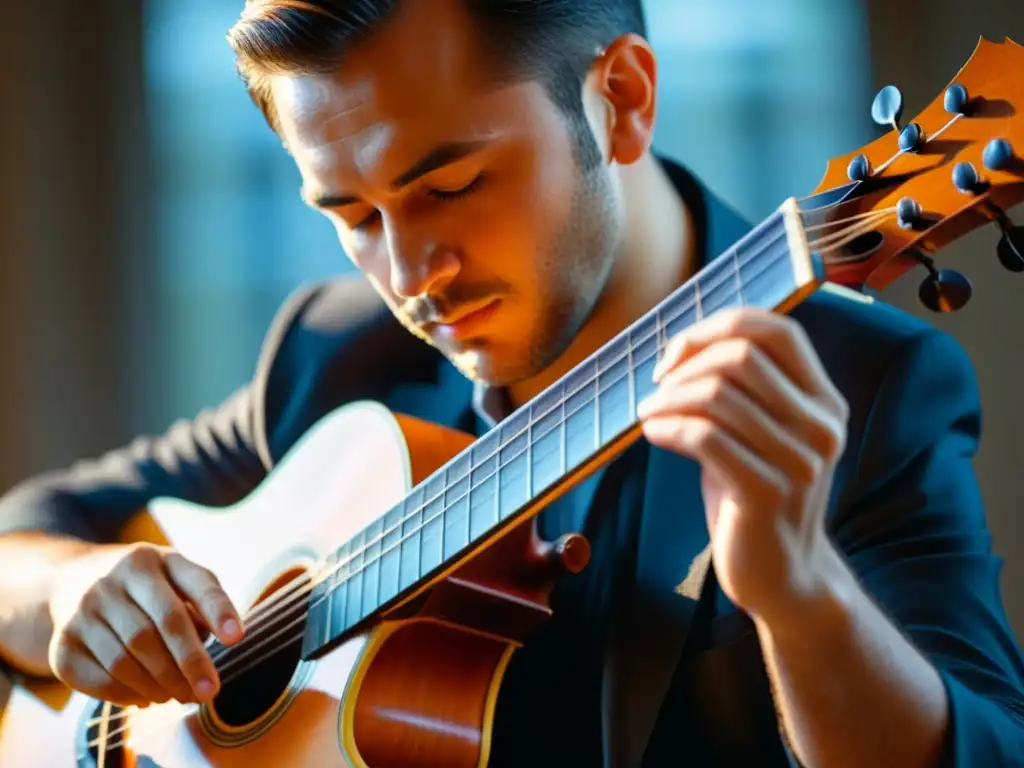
left=0, top=401, right=578, bottom=767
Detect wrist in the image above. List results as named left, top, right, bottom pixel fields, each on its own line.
left=752, top=537, right=859, bottom=646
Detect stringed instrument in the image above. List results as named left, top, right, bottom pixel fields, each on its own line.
left=1, top=35, right=1022, bottom=768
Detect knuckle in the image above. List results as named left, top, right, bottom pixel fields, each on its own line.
left=77, top=587, right=105, bottom=618
left=734, top=340, right=760, bottom=371
left=781, top=314, right=807, bottom=341
left=705, top=375, right=731, bottom=403
left=688, top=419, right=716, bottom=450
left=50, top=645, right=77, bottom=682
left=832, top=391, right=850, bottom=422
left=106, top=647, right=135, bottom=677
left=181, top=647, right=213, bottom=679
left=157, top=605, right=191, bottom=640
left=793, top=451, right=823, bottom=485
left=126, top=622, right=160, bottom=656
left=723, top=311, right=745, bottom=335
left=123, top=544, right=162, bottom=575
left=812, top=421, right=845, bottom=461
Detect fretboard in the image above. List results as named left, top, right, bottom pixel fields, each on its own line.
left=301, top=199, right=820, bottom=660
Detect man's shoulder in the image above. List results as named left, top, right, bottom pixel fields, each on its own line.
left=792, top=286, right=978, bottom=440
left=796, top=284, right=939, bottom=351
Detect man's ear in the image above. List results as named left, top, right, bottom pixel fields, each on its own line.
left=585, top=33, right=658, bottom=166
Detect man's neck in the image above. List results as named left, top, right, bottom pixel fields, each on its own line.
left=507, top=152, right=696, bottom=408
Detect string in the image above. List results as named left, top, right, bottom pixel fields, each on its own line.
left=872, top=113, right=963, bottom=177
left=808, top=210, right=895, bottom=251
left=803, top=207, right=895, bottom=234
left=85, top=210, right=885, bottom=753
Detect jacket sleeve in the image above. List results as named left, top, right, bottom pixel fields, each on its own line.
left=832, top=328, right=1024, bottom=764
left=0, top=284, right=320, bottom=544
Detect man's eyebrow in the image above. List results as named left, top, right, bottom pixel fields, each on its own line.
left=305, top=139, right=490, bottom=209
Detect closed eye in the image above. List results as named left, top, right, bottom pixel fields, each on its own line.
left=428, top=173, right=485, bottom=202
left=351, top=173, right=486, bottom=231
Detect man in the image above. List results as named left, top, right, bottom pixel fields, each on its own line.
left=1, top=0, right=1022, bottom=765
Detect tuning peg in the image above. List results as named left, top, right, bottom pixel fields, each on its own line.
left=983, top=138, right=1015, bottom=171
left=871, top=85, right=904, bottom=131
left=897, top=196, right=922, bottom=230
left=944, top=83, right=970, bottom=115
left=847, top=154, right=871, bottom=181
left=915, top=253, right=972, bottom=312
left=998, top=228, right=1024, bottom=272
left=987, top=205, right=1024, bottom=272
left=952, top=162, right=983, bottom=194
left=898, top=123, right=924, bottom=152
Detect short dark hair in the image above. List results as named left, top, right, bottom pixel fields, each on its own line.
left=227, top=0, right=647, bottom=167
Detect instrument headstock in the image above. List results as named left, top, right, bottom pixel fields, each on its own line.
left=802, top=36, right=1024, bottom=312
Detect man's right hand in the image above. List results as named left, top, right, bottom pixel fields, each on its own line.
left=47, top=543, right=244, bottom=707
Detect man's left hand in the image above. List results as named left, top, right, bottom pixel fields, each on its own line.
left=637, top=307, right=850, bottom=625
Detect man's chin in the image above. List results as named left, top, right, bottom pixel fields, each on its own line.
left=443, top=344, right=534, bottom=389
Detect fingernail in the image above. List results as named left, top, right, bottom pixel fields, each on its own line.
left=195, top=678, right=215, bottom=699
left=222, top=619, right=241, bottom=639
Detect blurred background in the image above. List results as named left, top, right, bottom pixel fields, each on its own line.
left=0, top=0, right=1021, bottom=636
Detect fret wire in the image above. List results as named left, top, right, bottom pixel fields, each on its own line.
left=355, top=532, right=364, bottom=618
left=440, top=468, right=447, bottom=559
left=417, top=491, right=424, bottom=577
left=560, top=391, right=567, bottom=475
left=732, top=246, right=745, bottom=303
left=627, top=329, right=636, bottom=417
left=526, top=402, right=533, bottom=498
left=694, top=277, right=704, bottom=320
left=594, top=357, right=601, bottom=450
left=321, top=234, right=797, bottom=608
left=323, top=572, right=334, bottom=645
left=324, top=214, right=792, bottom=583
left=493, top=446, right=501, bottom=524
left=656, top=309, right=665, bottom=358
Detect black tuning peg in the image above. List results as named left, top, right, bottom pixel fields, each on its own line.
left=990, top=208, right=1024, bottom=273
left=998, top=229, right=1024, bottom=273
left=872, top=85, right=904, bottom=132
left=915, top=253, right=972, bottom=312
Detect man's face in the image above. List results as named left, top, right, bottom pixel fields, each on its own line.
left=270, top=0, right=623, bottom=386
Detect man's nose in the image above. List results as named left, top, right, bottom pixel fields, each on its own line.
left=385, top=220, right=461, bottom=299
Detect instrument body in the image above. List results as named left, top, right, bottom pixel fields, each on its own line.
left=1, top=34, right=1023, bottom=768
left=0, top=401, right=576, bottom=767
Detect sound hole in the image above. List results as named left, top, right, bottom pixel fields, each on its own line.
left=207, top=569, right=310, bottom=729
left=77, top=702, right=126, bottom=768
left=846, top=230, right=885, bottom=258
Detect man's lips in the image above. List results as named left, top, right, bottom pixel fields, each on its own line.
left=425, top=299, right=502, bottom=341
